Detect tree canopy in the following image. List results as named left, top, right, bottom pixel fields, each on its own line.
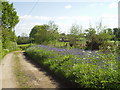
left=29, top=21, right=59, bottom=44
left=1, top=1, right=19, bottom=50
left=1, top=1, right=19, bottom=30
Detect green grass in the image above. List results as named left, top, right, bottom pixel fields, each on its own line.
left=13, top=52, right=31, bottom=88
left=18, top=43, right=36, bottom=50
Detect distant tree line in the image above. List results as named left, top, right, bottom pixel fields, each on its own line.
left=23, top=21, right=120, bottom=51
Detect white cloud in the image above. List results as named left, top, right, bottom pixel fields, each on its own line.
left=15, top=22, right=43, bottom=36
left=8, top=0, right=119, bottom=2
left=56, top=16, right=69, bottom=20
left=16, top=14, right=118, bottom=36
left=109, top=2, right=118, bottom=8
left=99, top=13, right=118, bottom=28
left=75, top=16, right=91, bottom=21
left=64, top=5, right=72, bottom=9
left=89, top=3, right=97, bottom=7
left=101, top=14, right=117, bottom=20
left=89, top=3, right=103, bottom=7
left=20, top=15, right=52, bottom=20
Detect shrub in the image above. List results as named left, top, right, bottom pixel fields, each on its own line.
left=18, top=43, right=35, bottom=50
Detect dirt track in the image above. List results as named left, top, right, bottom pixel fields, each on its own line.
left=0, top=51, right=66, bottom=88
left=0, top=52, right=18, bottom=89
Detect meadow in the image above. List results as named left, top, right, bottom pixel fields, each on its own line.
left=26, top=45, right=120, bottom=89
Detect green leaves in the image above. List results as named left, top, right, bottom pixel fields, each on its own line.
left=26, top=46, right=119, bottom=89
left=1, top=1, right=19, bottom=54
left=30, top=23, right=59, bottom=44
left=1, top=1, right=19, bottom=29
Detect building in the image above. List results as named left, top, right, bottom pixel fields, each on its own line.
left=118, top=1, right=120, bottom=28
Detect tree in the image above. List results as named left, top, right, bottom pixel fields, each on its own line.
left=95, top=20, right=107, bottom=34
left=85, top=28, right=99, bottom=50
left=34, top=24, right=51, bottom=44
left=2, top=27, right=10, bottom=49
left=30, top=21, right=60, bottom=44
left=113, top=28, right=120, bottom=41
left=1, top=1, right=19, bottom=50
left=70, top=24, right=81, bottom=35
left=1, top=1, right=19, bottom=30
left=17, top=33, right=32, bottom=44
left=68, top=24, right=82, bottom=47
left=48, top=21, right=59, bottom=41
left=30, top=25, right=45, bottom=38
left=107, top=28, right=113, bottom=35
left=85, top=27, right=114, bottom=50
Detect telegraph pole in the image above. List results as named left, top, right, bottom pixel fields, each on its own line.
left=118, top=1, right=120, bottom=50
left=118, top=1, right=120, bottom=28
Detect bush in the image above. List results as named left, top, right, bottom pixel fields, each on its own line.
left=18, top=43, right=35, bottom=50
left=99, top=41, right=116, bottom=52
left=25, top=45, right=119, bottom=89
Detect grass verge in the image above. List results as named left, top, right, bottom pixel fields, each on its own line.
left=13, top=52, right=31, bottom=88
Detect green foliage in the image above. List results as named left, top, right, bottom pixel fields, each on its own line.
left=35, top=25, right=51, bottom=44
left=48, top=21, right=59, bottom=40
left=85, top=27, right=114, bottom=50
left=17, top=36, right=32, bottom=44
left=68, top=24, right=84, bottom=48
left=2, top=27, right=10, bottom=49
left=2, top=25, right=18, bottom=50
left=70, top=24, right=82, bottom=35
left=26, top=46, right=119, bottom=89
left=18, top=43, right=35, bottom=50
left=2, top=49, right=9, bottom=57
left=1, top=1, right=19, bottom=30
left=1, top=1, right=19, bottom=59
left=29, top=21, right=59, bottom=44
left=9, top=41, right=18, bottom=51
left=113, top=28, right=120, bottom=41
left=29, top=25, right=43, bottom=39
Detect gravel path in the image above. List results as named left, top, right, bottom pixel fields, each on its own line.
left=0, top=52, right=18, bottom=89
left=0, top=51, right=67, bottom=88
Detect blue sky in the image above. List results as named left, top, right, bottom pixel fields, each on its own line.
left=8, top=0, right=119, bottom=36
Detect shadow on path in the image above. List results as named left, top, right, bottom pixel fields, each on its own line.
left=23, top=52, right=80, bottom=88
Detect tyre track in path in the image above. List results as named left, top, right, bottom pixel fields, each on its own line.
left=0, top=51, right=70, bottom=89
left=0, top=52, right=18, bottom=89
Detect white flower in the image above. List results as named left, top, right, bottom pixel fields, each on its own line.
left=82, top=51, right=85, bottom=53
left=88, top=51, right=92, bottom=53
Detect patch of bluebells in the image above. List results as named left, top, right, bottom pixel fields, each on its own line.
left=27, top=45, right=119, bottom=89
left=32, top=45, right=118, bottom=69
left=33, top=45, right=101, bottom=56
left=31, top=45, right=118, bottom=67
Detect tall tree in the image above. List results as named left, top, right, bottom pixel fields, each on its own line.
left=30, top=22, right=60, bottom=44
left=1, top=1, right=19, bottom=49
left=70, top=24, right=81, bottom=35
left=34, top=24, right=51, bottom=44
left=30, top=25, right=43, bottom=39
left=48, top=21, right=59, bottom=41
left=113, top=28, right=120, bottom=41
left=1, top=1, right=19, bottom=30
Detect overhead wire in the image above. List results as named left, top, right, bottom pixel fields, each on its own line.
left=15, top=0, right=39, bottom=35
left=16, top=0, right=39, bottom=28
